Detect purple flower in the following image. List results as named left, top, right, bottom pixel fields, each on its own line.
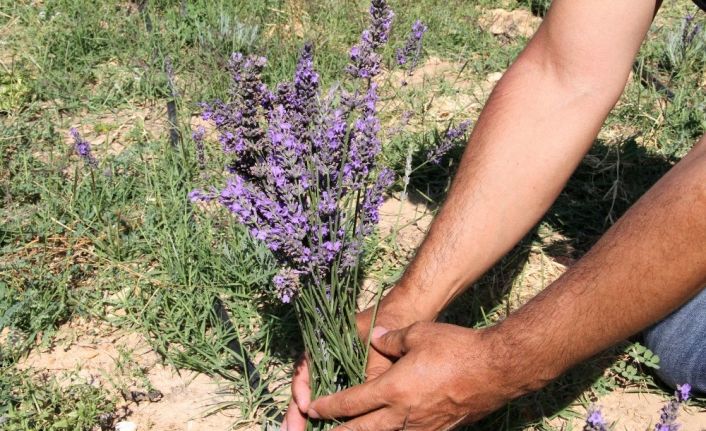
left=188, top=188, right=217, bottom=203
left=343, top=84, right=382, bottom=189
left=70, top=128, right=98, bottom=168
left=293, top=43, right=320, bottom=127
left=360, top=168, right=394, bottom=236
left=273, top=268, right=302, bottom=303
left=682, top=14, right=702, bottom=47
left=654, top=384, right=691, bottom=431
left=685, top=23, right=702, bottom=46
left=677, top=384, right=691, bottom=402
left=192, top=126, right=206, bottom=170
left=583, top=406, right=608, bottom=431
left=427, top=119, right=472, bottom=165
left=368, top=0, right=394, bottom=48
left=200, top=53, right=271, bottom=175
left=346, top=0, right=393, bottom=80
left=396, top=20, right=427, bottom=74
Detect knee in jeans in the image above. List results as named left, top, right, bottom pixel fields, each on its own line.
left=644, top=324, right=705, bottom=393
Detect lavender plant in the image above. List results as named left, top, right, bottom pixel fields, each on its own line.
left=70, top=128, right=98, bottom=168
left=396, top=20, right=428, bottom=80
left=665, top=14, right=705, bottom=72
left=654, top=383, right=691, bottom=431
left=427, top=120, right=473, bottom=165
left=190, top=1, right=396, bottom=427
left=583, top=406, right=608, bottom=431
left=582, top=384, right=692, bottom=431
left=192, top=126, right=206, bottom=171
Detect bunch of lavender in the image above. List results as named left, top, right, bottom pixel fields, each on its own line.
left=581, top=384, right=691, bottom=431
left=190, top=1, right=395, bottom=425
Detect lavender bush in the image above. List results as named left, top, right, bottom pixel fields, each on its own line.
left=396, top=20, right=428, bottom=81
left=190, top=1, right=401, bottom=427
left=666, top=14, right=705, bottom=72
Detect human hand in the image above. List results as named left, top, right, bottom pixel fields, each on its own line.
left=282, top=293, right=427, bottom=431
left=305, top=322, right=528, bottom=431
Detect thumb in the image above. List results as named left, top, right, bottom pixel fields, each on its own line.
left=370, top=325, right=412, bottom=358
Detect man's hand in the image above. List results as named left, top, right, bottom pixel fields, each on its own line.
left=282, top=294, right=429, bottom=431
left=305, top=322, right=524, bottom=431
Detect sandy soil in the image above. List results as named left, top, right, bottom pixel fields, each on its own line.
left=558, top=390, right=706, bottom=430
left=19, top=318, right=254, bottom=431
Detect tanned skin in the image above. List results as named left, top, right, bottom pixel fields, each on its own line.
left=282, top=0, right=706, bottom=429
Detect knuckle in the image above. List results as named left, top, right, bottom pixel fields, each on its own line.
left=384, top=380, right=404, bottom=402
left=407, top=321, right=427, bottom=335
left=406, top=321, right=428, bottom=345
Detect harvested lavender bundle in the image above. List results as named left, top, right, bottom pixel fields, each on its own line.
left=190, top=1, right=395, bottom=427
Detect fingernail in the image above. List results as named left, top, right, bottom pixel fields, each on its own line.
left=308, top=408, right=320, bottom=419
left=371, top=326, right=388, bottom=339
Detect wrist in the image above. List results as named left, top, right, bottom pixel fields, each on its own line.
left=482, top=321, right=564, bottom=397
left=380, top=282, right=440, bottom=323
left=356, top=283, right=438, bottom=341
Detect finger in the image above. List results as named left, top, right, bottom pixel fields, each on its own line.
left=308, top=380, right=384, bottom=420
left=370, top=325, right=412, bottom=358
left=364, top=349, right=393, bottom=382
left=292, top=355, right=311, bottom=413
left=330, top=408, right=402, bottom=431
left=284, top=398, right=308, bottom=431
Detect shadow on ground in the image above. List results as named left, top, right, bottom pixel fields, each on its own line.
left=419, top=135, right=677, bottom=429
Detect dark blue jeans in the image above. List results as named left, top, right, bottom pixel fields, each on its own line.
left=643, top=287, right=706, bottom=394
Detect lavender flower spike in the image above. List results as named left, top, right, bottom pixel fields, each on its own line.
left=583, top=406, right=608, bottom=431
left=70, top=128, right=98, bottom=168
left=273, top=268, right=302, bottom=304
left=654, top=384, right=691, bottom=431
left=368, top=0, right=394, bottom=48
left=427, top=119, right=473, bottom=165
left=346, top=0, right=394, bottom=79
left=677, top=383, right=691, bottom=402
left=396, top=20, right=428, bottom=74
left=192, top=126, right=206, bottom=170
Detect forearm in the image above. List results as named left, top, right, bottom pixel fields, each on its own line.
left=496, top=135, right=706, bottom=392
left=381, top=0, right=658, bottom=322
left=386, top=56, right=625, bottom=319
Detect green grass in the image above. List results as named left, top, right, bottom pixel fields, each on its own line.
left=1, top=0, right=704, bottom=429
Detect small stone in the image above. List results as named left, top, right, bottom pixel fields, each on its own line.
left=115, top=421, right=138, bottom=431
